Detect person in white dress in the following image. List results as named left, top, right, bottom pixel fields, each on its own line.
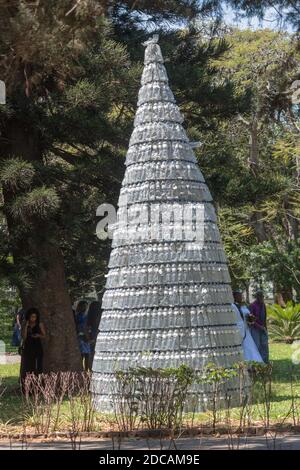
left=232, top=291, right=264, bottom=362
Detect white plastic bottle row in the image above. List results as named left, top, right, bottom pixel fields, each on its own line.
left=93, top=348, right=243, bottom=372
left=125, top=141, right=197, bottom=164
left=112, top=218, right=220, bottom=246
left=102, top=284, right=233, bottom=309
left=115, top=202, right=217, bottom=225
left=134, top=102, right=183, bottom=126
left=129, top=123, right=188, bottom=147
left=137, top=82, right=175, bottom=106
left=100, top=305, right=236, bottom=331
left=111, top=232, right=219, bottom=249
left=141, top=62, right=168, bottom=85
left=123, top=161, right=203, bottom=185
left=105, top=263, right=231, bottom=288
left=119, top=181, right=211, bottom=205
left=96, top=326, right=241, bottom=352
left=113, top=203, right=218, bottom=234
left=108, top=243, right=227, bottom=267
left=112, top=229, right=211, bottom=248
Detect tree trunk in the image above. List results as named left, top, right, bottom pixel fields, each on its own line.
left=2, top=119, right=82, bottom=372
left=19, top=241, right=82, bottom=372
left=249, top=119, right=259, bottom=176
left=295, top=154, right=300, bottom=186
left=248, top=119, right=268, bottom=241
left=250, top=211, right=268, bottom=242
left=274, top=283, right=294, bottom=305
left=281, top=287, right=294, bottom=304
left=274, top=292, right=286, bottom=307
left=244, top=282, right=250, bottom=304
left=284, top=202, right=299, bottom=241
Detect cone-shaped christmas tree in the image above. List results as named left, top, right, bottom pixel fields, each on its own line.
left=92, top=36, right=244, bottom=411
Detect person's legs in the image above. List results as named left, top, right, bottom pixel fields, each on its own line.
left=23, top=352, right=36, bottom=374
left=16, top=327, right=21, bottom=345
left=21, top=352, right=36, bottom=393
left=89, top=344, right=95, bottom=370
left=260, top=331, right=269, bottom=363
left=250, top=327, right=260, bottom=350
left=36, top=352, right=43, bottom=374
left=251, top=328, right=269, bottom=363
left=82, top=353, right=90, bottom=371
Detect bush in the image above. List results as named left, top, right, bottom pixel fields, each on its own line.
left=113, top=365, right=194, bottom=431
left=267, top=302, right=300, bottom=343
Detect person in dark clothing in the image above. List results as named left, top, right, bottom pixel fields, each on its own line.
left=249, top=290, right=269, bottom=363
left=20, top=308, right=46, bottom=382
left=75, top=300, right=90, bottom=371
left=11, top=308, right=26, bottom=347
left=87, top=301, right=102, bottom=369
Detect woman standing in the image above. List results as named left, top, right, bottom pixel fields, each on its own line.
left=21, top=308, right=46, bottom=381
left=232, top=291, right=263, bottom=362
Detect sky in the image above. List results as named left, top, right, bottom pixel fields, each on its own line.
left=141, top=4, right=294, bottom=34
left=222, top=5, right=294, bottom=32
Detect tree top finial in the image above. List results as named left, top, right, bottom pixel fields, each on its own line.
left=142, top=34, right=159, bottom=47
left=142, top=34, right=163, bottom=64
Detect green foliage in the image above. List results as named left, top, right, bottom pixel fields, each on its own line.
left=116, top=364, right=194, bottom=384
left=0, top=159, right=35, bottom=191
left=0, top=280, right=19, bottom=353
left=199, top=362, right=239, bottom=384
left=218, top=206, right=255, bottom=287
left=250, top=240, right=300, bottom=299
left=273, top=133, right=300, bottom=165
left=0, top=2, right=137, bottom=296
left=249, top=361, right=273, bottom=381
left=198, top=28, right=300, bottom=296
left=10, top=187, right=60, bottom=222
left=267, top=302, right=300, bottom=343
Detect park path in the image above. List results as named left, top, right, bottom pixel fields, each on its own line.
left=1, top=354, right=20, bottom=364
left=0, top=434, right=300, bottom=450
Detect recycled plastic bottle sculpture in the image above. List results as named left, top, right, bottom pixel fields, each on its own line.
left=92, top=36, right=245, bottom=411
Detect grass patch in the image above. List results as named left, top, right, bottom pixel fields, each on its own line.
left=0, top=363, right=22, bottom=426
left=0, top=363, right=19, bottom=384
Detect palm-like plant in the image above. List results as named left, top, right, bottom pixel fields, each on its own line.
left=267, top=302, right=300, bottom=343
